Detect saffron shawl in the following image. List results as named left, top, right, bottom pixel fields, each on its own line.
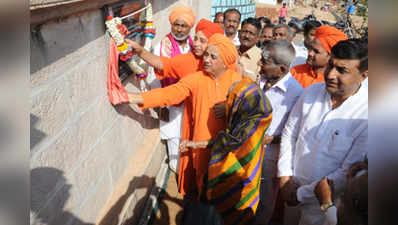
left=206, top=78, right=272, bottom=225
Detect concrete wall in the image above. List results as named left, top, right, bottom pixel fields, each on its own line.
left=30, top=0, right=211, bottom=225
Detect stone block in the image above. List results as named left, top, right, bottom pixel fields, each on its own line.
left=30, top=124, right=82, bottom=176
left=75, top=95, right=120, bottom=154
left=73, top=173, right=113, bottom=224
left=30, top=77, right=73, bottom=154
left=70, top=117, right=122, bottom=199
left=31, top=9, right=106, bottom=87
left=65, top=54, right=107, bottom=113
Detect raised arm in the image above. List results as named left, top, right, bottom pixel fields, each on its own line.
left=125, top=39, right=163, bottom=70
left=128, top=74, right=196, bottom=109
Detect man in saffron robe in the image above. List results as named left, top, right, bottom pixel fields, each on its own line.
left=290, top=25, right=348, bottom=88
left=127, top=34, right=242, bottom=196
left=125, top=19, right=226, bottom=196
left=184, top=78, right=273, bottom=225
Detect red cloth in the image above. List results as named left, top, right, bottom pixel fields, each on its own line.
left=107, top=38, right=129, bottom=105
left=195, top=19, right=224, bottom=39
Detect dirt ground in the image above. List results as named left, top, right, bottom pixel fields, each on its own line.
left=255, top=1, right=365, bottom=43
left=256, top=0, right=365, bottom=29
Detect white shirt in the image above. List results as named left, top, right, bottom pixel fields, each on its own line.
left=226, top=31, right=240, bottom=47
left=260, top=73, right=303, bottom=159
left=291, top=42, right=308, bottom=68
left=148, top=37, right=191, bottom=89
left=260, top=73, right=303, bottom=137
left=148, top=36, right=191, bottom=140
left=278, top=83, right=368, bottom=204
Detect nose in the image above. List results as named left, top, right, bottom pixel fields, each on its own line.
left=308, top=49, right=315, bottom=57
left=203, top=54, right=210, bottom=63
left=326, top=67, right=338, bottom=80
left=193, top=39, right=199, bottom=46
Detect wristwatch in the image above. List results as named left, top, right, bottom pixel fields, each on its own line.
left=320, top=202, right=334, bottom=212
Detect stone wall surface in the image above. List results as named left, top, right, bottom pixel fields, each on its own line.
left=30, top=0, right=211, bottom=224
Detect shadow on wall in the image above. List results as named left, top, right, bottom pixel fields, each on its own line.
left=97, top=175, right=162, bottom=225
left=98, top=172, right=186, bottom=225
left=30, top=167, right=92, bottom=225
left=30, top=114, right=47, bottom=151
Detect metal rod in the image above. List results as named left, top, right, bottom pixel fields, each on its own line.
left=120, top=4, right=150, bottom=20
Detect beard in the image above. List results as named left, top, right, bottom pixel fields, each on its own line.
left=171, top=31, right=189, bottom=41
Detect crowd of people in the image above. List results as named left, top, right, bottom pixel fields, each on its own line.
left=125, top=5, right=368, bottom=225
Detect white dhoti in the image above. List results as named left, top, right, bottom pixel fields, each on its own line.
left=159, top=105, right=183, bottom=172
left=254, top=144, right=280, bottom=225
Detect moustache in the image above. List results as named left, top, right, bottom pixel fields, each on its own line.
left=171, top=32, right=189, bottom=41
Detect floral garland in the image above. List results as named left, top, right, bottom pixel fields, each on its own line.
left=105, top=3, right=155, bottom=91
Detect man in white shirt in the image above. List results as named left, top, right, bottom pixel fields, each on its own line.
left=223, top=8, right=241, bottom=47
left=237, top=17, right=262, bottom=83
left=254, top=39, right=303, bottom=225
left=277, top=39, right=368, bottom=225
left=272, top=24, right=307, bottom=68
left=148, top=5, right=195, bottom=173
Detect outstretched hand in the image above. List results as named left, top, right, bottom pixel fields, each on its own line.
left=127, top=92, right=144, bottom=104
left=179, top=140, right=210, bottom=153
left=125, top=39, right=143, bottom=55
left=179, top=140, right=189, bottom=153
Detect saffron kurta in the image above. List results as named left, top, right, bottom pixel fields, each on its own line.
left=141, top=69, right=242, bottom=194
left=157, top=52, right=201, bottom=80
left=290, top=63, right=325, bottom=88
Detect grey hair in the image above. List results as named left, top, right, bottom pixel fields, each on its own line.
left=262, top=39, right=296, bottom=67
left=273, top=24, right=295, bottom=39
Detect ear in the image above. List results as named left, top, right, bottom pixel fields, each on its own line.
left=279, top=64, right=289, bottom=74
left=360, top=70, right=368, bottom=81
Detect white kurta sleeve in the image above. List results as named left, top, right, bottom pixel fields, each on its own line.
left=278, top=93, right=304, bottom=177
left=148, top=42, right=162, bottom=89
left=296, top=126, right=368, bottom=203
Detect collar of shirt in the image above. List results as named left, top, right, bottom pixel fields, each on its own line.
left=178, top=37, right=192, bottom=54
left=325, top=81, right=368, bottom=109
left=260, top=72, right=293, bottom=93
left=226, top=32, right=240, bottom=46
left=241, top=45, right=262, bottom=60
